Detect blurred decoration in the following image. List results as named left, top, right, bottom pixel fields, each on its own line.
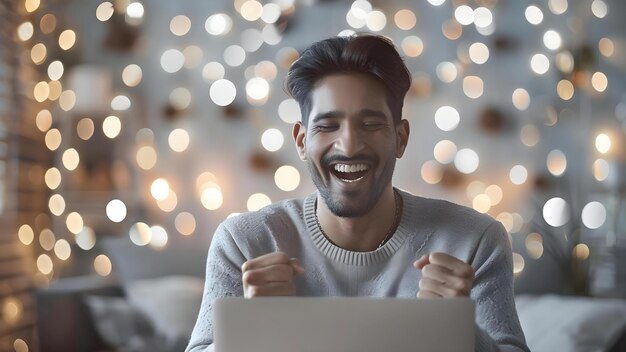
left=478, top=106, right=507, bottom=133
left=103, top=12, right=141, bottom=51
left=248, top=151, right=274, bottom=172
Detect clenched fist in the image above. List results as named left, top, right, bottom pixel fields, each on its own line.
left=241, top=252, right=305, bottom=298
left=414, top=252, right=474, bottom=298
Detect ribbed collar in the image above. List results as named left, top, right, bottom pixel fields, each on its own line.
left=303, top=188, right=416, bottom=266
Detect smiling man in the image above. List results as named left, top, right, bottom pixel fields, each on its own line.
left=186, top=34, right=529, bottom=352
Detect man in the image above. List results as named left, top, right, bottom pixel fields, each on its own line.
left=186, top=34, right=529, bottom=352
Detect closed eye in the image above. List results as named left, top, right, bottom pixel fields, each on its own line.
left=314, top=124, right=338, bottom=132
left=363, top=122, right=387, bottom=130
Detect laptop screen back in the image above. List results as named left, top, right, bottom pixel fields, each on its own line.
left=214, top=297, right=474, bottom=352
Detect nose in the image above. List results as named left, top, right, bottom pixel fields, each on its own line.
left=333, top=124, right=364, bottom=157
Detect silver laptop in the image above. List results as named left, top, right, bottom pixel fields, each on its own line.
left=214, top=297, right=474, bottom=352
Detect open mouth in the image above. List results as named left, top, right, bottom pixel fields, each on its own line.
left=330, top=163, right=370, bottom=183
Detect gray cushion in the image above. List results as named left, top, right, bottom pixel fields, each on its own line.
left=100, top=235, right=209, bottom=282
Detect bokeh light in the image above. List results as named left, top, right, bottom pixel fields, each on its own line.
left=111, top=95, right=131, bottom=111
left=136, top=146, right=157, bottom=170
left=593, top=159, right=609, bottom=181
left=557, top=80, right=575, bottom=100
left=44, top=167, right=61, bottom=190
left=156, top=190, right=178, bottom=212
left=122, top=64, right=143, bottom=87
left=401, top=36, right=423, bottom=57
left=595, top=133, right=611, bottom=154
left=35, top=109, right=52, bottom=132
left=247, top=193, right=271, bottom=211
left=261, top=128, right=284, bottom=152
left=509, top=165, right=528, bottom=185
left=278, top=98, right=301, bottom=123
left=581, top=201, right=606, bottom=229
left=592, top=0, right=608, bottom=18
left=469, top=42, right=489, bottom=64
left=170, top=15, right=191, bottom=36
left=103, top=115, right=122, bottom=138
left=463, top=76, right=483, bottom=99
left=512, top=253, right=525, bottom=274
left=530, top=54, right=550, bottom=75
left=573, top=243, right=590, bottom=261
left=210, top=79, right=236, bottom=106
left=547, top=149, right=567, bottom=176
left=39, top=229, right=55, bottom=251
left=18, top=225, right=34, bottom=246
left=37, top=254, right=53, bottom=275
left=434, top=106, right=460, bottom=131
left=96, top=2, right=114, bottom=21
left=129, top=222, right=151, bottom=246
left=201, top=186, right=223, bottom=210
left=473, top=194, right=491, bottom=214
left=161, top=49, right=185, bottom=73
left=366, top=10, right=387, bottom=32
left=76, top=227, right=96, bottom=250
left=394, top=9, right=416, bottom=30
left=436, top=61, right=458, bottom=83
left=485, top=185, right=503, bottom=206
left=433, top=140, right=457, bottom=164
left=543, top=197, right=570, bottom=227
left=421, top=160, right=442, bottom=185
left=599, top=38, right=614, bottom=57
left=454, top=5, right=474, bottom=26
left=94, top=254, right=112, bottom=276
left=224, top=45, right=246, bottom=67
left=54, top=239, right=71, bottom=260
left=175, top=212, right=196, bottom=236
left=65, top=212, right=83, bottom=234
left=76, top=118, right=95, bottom=140
left=58, top=29, right=76, bottom=50
left=168, top=128, right=190, bottom=152
left=274, top=165, right=300, bottom=191
left=543, top=30, right=562, bottom=50
left=202, top=62, right=225, bottom=82
left=17, top=22, right=34, bottom=41
left=48, top=194, right=65, bottom=216
left=525, top=5, right=543, bottom=25
left=592, top=72, right=608, bottom=92
left=549, top=0, right=568, bottom=15
left=526, top=233, right=544, bottom=259
left=512, top=88, right=530, bottom=111
left=61, top=148, right=80, bottom=170
left=454, top=148, right=479, bottom=174
left=106, top=199, right=127, bottom=223
left=205, top=13, right=232, bottom=35
left=150, top=226, right=169, bottom=249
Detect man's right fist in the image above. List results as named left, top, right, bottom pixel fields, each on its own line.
left=241, top=252, right=305, bottom=298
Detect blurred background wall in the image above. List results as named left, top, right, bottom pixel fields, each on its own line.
left=2, top=0, right=626, bottom=350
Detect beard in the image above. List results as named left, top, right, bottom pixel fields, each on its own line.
left=306, top=152, right=396, bottom=218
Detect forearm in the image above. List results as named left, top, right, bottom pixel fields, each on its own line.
left=475, top=323, right=529, bottom=352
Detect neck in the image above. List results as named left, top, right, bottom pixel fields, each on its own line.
left=316, top=186, right=398, bottom=252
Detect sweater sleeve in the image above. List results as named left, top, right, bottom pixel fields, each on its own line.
left=185, top=222, right=246, bottom=352
left=470, top=221, right=530, bottom=352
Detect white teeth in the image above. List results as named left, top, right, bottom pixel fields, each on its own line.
left=333, top=163, right=369, bottom=173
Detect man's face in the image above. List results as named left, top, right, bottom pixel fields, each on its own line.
left=293, top=73, right=409, bottom=218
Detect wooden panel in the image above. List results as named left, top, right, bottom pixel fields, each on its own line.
left=0, top=0, right=50, bottom=350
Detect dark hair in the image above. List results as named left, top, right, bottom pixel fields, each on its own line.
left=284, top=33, right=412, bottom=126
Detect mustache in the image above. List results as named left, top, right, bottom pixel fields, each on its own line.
left=321, top=154, right=377, bottom=166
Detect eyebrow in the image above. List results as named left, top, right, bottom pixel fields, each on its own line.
left=311, top=109, right=388, bottom=123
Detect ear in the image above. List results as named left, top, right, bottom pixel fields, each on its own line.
left=292, top=122, right=307, bottom=160
left=396, top=119, right=410, bottom=158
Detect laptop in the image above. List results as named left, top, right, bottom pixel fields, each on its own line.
left=214, top=297, right=474, bottom=352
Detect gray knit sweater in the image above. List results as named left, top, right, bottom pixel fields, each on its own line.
left=186, top=189, right=529, bottom=352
